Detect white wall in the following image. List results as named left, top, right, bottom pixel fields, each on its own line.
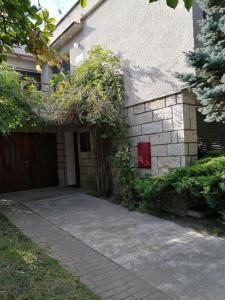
left=7, top=56, right=36, bottom=72
left=61, top=0, right=196, bottom=107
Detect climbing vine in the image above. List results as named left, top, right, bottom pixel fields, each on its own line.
left=51, top=46, right=128, bottom=195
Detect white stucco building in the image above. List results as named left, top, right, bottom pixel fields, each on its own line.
left=40, top=0, right=204, bottom=190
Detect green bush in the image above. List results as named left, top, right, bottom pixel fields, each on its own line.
left=135, top=155, right=225, bottom=214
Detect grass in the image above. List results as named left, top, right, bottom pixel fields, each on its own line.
left=0, top=213, right=100, bottom=300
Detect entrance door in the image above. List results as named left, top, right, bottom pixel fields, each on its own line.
left=29, top=133, right=58, bottom=188
left=0, top=133, right=58, bottom=193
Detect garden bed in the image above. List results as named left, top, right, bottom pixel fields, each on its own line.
left=135, top=155, right=225, bottom=224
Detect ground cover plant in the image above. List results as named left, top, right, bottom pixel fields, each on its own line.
left=0, top=213, right=100, bottom=300
left=135, top=155, right=225, bottom=220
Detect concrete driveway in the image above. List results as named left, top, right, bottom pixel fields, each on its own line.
left=1, top=188, right=225, bottom=300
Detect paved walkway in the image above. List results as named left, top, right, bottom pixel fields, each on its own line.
left=1, top=187, right=225, bottom=300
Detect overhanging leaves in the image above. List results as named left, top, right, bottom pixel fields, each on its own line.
left=149, top=0, right=192, bottom=10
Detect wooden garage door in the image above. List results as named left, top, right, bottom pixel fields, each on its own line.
left=0, top=133, right=58, bottom=193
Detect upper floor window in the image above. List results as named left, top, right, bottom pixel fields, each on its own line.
left=18, top=70, right=41, bottom=90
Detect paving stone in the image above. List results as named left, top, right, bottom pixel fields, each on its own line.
left=2, top=188, right=225, bottom=300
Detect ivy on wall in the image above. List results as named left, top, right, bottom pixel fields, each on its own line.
left=51, top=45, right=128, bottom=195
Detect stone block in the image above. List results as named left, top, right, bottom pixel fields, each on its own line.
left=79, top=167, right=86, bottom=176
left=123, top=116, right=129, bottom=124
left=145, top=98, right=166, bottom=111
left=181, top=156, right=192, bottom=167
left=127, top=106, right=134, bottom=116
left=151, top=145, right=167, bottom=157
left=173, top=104, right=184, bottom=130
left=158, top=156, right=181, bottom=169
left=143, top=111, right=153, bottom=123
left=178, top=130, right=197, bottom=143
left=127, top=126, right=132, bottom=137
left=80, top=159, right=96, bottom=167
left=137, top=135, right=150, bottom=143
left=158, top=168, right=170, bottom=176
left=167, top=143, right=189, bottom=156
left=153, top=107, right=173, bottom=121
left=57, top=131, right=64, bottom=143
left=131, top=125, right=142, bottom=136
left=172, top=131, right=178, bottom=143
left=130, top=146, right=137, bottom=159
left=129, top=136, right=138, bottom=147
left=189, top=143, right=198, bottom=155
left=163, top=119, right=173, bottom=132
left=58, top=169, right=66, bottom=181
left=142, top=121, right=163, bottom=135
left=166, top=95, right=177, bottom=106
left=151, top=157, right=158, bottom=170
left=177, top=90, right=196, bottom=105
left=150, top=132, right=172, bottom=145
left=183, top=104, right=191, bottom=129
left=134, top=114, right=144, bottom=125
left=190, top=105, right=197, bottom=130
left=134, top=103, right=145, bottom=114
left=88, top=167, right=96, bottom=175
left=191, top=155, right=198, bottom=162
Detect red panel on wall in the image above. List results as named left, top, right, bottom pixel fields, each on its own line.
left=138, top=143, right=151, bottom=169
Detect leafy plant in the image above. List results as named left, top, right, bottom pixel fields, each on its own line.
left=0, top=64, right=45, bottom=134
left=51, top=46, right=126, bottom=196
left=81, top=0, right=193, bottom=10
left=149, top=0, right=192, bottom=10
left=113, top=145, right=138, bottom=208
left=135, top=155, right=225, bottom=216
left=0, top=1, right=62, bottom=66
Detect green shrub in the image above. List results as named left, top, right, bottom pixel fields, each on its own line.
left=135, top=155, right=225, bottom=214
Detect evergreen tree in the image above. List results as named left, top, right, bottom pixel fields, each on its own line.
left=179, top=0, right=225, bottom=122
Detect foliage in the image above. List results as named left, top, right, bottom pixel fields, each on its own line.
left=0, top=213, right=100, bottom=300
left=81, top=0, right=192, bottom=10
left=135, top=155, right=225, bottom=215
left=149, top=0, right=192, bottom=10
left=178, top=0, right=225, bottom=122
left=51, top=46, right=125, bottom=137
left=0, top=0, right=62, bottom=66
left=0, top=64, right=45, bottom=134
left=113, top=145, right=138, bottom=208
left=51, top=45, right=126, bottom=196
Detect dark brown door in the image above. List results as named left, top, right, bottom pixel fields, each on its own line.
left=29, top=133, right=58, bottom=188
left=0, top=134, right=30, bottom=192
left=0, top=133, right=58, bottom=193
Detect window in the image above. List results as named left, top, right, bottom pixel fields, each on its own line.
left=18, top=70, right=41, bottom=90
left=52, top=61, right=70, bottom=75
left=80, top=132, right=91, bottom=152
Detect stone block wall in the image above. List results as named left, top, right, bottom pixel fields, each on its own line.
left=56, top=128, right=67, bottom=186
left=125, top=90, right=198, bottom=176
left=78, top=130, right=97, bottom=190
left=56, top=90, right=198, bottom=190
left=56, top=127, right=97, bottom=190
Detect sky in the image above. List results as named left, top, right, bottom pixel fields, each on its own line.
left=31, top=0, right=76, bottom=21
